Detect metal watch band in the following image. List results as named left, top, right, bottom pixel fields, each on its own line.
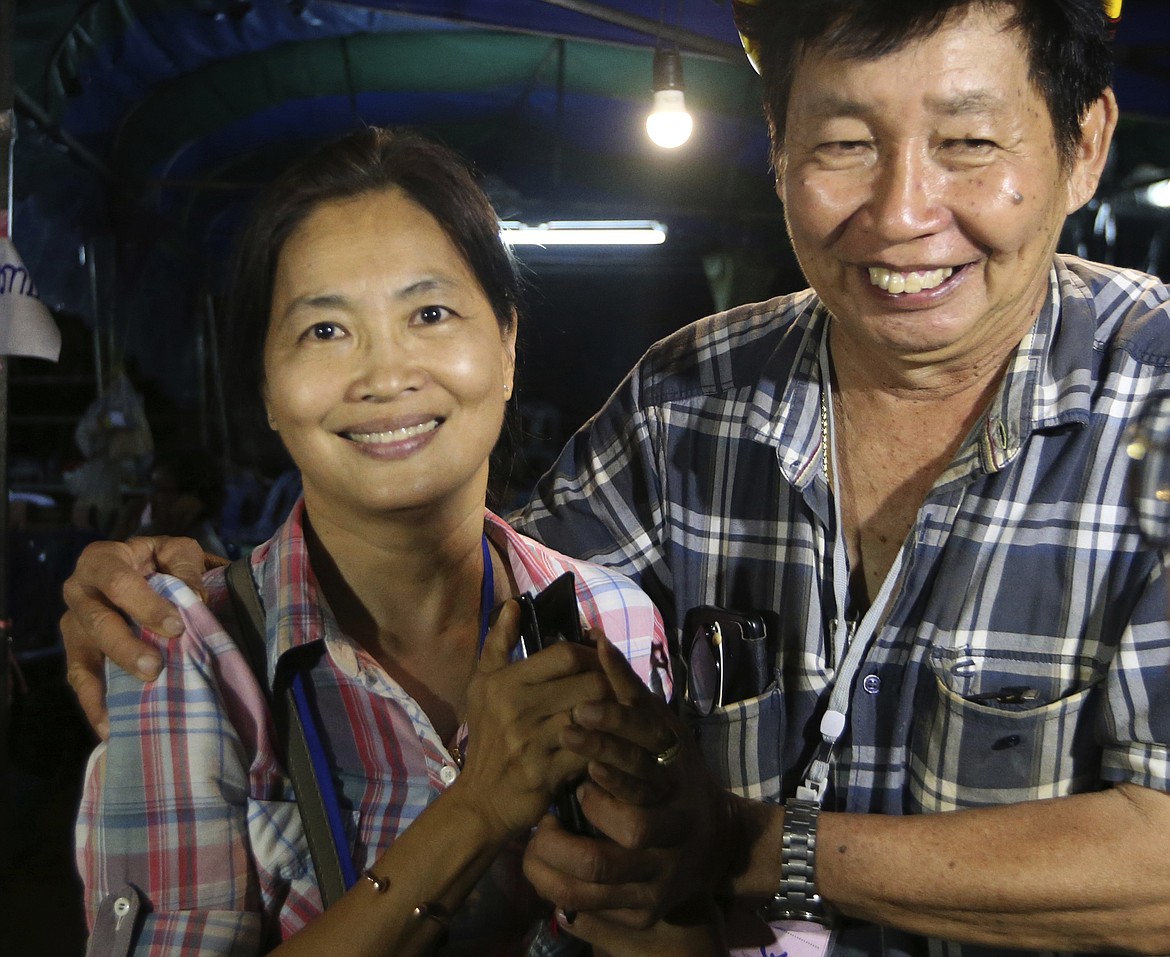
left=759, top=798, right=836, bottom=926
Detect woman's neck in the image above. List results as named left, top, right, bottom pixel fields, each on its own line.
left=303, top=497, right=493, bottom=656
left=300, top=498, right=510, bottom=744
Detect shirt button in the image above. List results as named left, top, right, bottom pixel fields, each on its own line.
left=440, top=765, right=458, bottom=786
left=862, top=674, right=882, bottom=694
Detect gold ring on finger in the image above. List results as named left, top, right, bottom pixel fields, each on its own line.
left=655, top=731, right=682, bottom=767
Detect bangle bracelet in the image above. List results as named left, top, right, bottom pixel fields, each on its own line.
left=362, top=870, right=450, bottom=941
left=412, top=901, right=451, bottom=928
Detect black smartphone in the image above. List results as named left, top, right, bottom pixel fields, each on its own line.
left=682, top=606, right=769, bottom=715
left=515, top=572, right=598, bottom=837
left=516, top=572, right=585, bottom=658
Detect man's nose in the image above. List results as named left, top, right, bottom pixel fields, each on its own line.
left=863, top=145, right=947, bottom=241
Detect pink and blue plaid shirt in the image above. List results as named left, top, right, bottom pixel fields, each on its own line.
left=77, top=502, right=670, bottom=955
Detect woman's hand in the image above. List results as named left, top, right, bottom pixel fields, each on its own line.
left=61, top=535, right=219, bottom=737
left=454, top=600, right=614, bottom=841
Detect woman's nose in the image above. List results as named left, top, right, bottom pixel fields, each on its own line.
left=346, top=337, right=426, bottom=402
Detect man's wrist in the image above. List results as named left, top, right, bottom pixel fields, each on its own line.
left=758, top=798, right=838, bottom=927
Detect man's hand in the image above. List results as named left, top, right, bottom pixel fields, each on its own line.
left=561, top=895, right=727, bottom=957
left=524, top=637, right=747, bottom=928
left=61, top=535, right=216, bottom=737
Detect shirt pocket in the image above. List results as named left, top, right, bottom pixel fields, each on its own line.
left=907, top=651, right=1105, bottom=812
left=689, top=683, right=784, bottom=801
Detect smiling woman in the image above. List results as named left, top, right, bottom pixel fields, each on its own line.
left=73, top=128, right=678, bottom=957
left=262, top=189, right=516, bottom=523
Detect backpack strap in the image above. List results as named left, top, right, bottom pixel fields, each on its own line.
left=223, top=557, right=349, bottom=910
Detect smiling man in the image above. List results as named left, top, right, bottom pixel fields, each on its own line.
left=515, top=1, right=1170, bottom=954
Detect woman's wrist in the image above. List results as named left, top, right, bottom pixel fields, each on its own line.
left=438, top=774, right=529, bottom=848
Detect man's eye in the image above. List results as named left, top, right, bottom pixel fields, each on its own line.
left=821, top=141, right=868, bottom=153
left=945, top=138, right=996, bottom=151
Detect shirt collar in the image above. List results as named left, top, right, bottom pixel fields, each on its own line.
left=743, top=257, right=1093, bottom=489
left=249, top=501, right=568, bottom=684
left=248, top=497, right=334, bottom=684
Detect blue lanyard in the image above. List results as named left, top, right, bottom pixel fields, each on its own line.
left=292, top=532, right=494, bottom=891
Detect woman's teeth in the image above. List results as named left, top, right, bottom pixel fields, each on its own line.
left=868, top=266, right=954, bottom=294
left=346, top=420, right=439, bottom=443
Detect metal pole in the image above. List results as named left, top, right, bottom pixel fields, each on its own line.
left=532, top=0, right=740, bottom=60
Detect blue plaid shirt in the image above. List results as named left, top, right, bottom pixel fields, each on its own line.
left=514, top=255, right=1170, bottom=957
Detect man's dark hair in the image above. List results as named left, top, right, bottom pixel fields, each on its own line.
left=736, top=0, right=1114, bottom=169
left=221, top=126, right=525, bottom=485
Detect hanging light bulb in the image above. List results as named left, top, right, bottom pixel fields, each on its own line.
left=646, top=47, right=693, bottom=149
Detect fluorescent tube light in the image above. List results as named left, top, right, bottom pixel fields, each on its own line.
left=499, top=220, right=667, bottom=246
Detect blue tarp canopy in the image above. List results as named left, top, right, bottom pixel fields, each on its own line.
left=10, top=0, right=1170, bottom=410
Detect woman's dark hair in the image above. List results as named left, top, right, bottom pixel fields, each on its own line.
left=736, top=0, right=1114, bottom=170
left=221, top=127, right=525, bottom=493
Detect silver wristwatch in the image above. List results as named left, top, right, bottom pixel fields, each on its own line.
left=759, top=798, right=836, bottom=926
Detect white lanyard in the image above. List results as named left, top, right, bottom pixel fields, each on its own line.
left=799, top=338, right=907, bottom=806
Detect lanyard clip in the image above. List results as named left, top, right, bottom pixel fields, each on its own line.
left=795, top=709, right=847, bottom=805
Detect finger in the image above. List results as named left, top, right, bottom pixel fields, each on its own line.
left=60, top=586, right=167, bottom=680
left=152, top=536, right=219, bottom=600
left=562, top=723, right=662, bottom=784
left=577, top=779, right=687, bottom=850
left=478, top=600, right=523, bottom=673
left=586, top=758, right=672, bottom=806
left=571, top=697, right=678, bottom=757
left=70, top=540, right=185, bottom=637
left=596, top=635, right=651, bottom=705
left=62, top=621, right=111, bottom=739
left=560, top=905, right=659, bottom=936
left=525, top=814, right=661, bottom=890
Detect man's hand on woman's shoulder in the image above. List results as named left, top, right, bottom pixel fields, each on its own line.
left=61, top=535, right=219, bottom=738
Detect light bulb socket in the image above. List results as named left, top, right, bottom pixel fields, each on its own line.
left=652, top=47, right=685, bottom=93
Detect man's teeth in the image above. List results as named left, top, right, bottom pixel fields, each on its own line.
left=346, top=420, right=439, bottom=443
left=868, top=266, right=954, bottom=294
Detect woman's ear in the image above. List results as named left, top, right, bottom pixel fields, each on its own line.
left=1066, top=89, right=1119, bottom=215
left=263, top=387, right=277, bottom=431
left=501, top=316, right=518, bottom=398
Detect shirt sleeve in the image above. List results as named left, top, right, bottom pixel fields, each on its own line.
left=512, top=360, right=679, bottom=632
left=75, top=575, right=270, bottom=956
left=1100, top=559, right=1170, bottom=792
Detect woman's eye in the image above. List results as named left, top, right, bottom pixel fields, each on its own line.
left=305, top=321, right=342, bottom=341
left=416, top=305, right=451, bottom=325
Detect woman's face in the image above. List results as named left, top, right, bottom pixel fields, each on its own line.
left=262, top=187, right=516, bottom=526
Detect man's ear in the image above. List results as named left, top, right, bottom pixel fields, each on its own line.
left=1066, top=89, right=1119, bottom=215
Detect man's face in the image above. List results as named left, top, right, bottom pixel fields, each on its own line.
left=777, top=5, right=1111, bottom=369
